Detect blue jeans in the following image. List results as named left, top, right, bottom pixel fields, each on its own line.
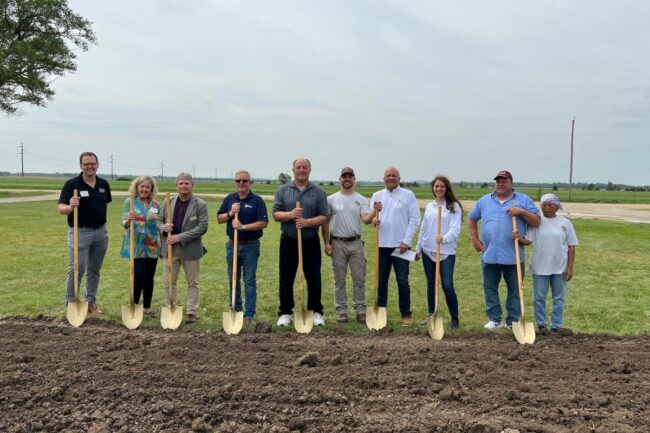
left=532, top=274, right=566, bottom=330
left=226, top=239, right=260, bottom=318
left=378, top=247, right=411, bottom=317
left=422, top=254, right=458, bottom=319
left=482, top=263, right=522, bottom=326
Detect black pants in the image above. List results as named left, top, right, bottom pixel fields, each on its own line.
left=134, top=258, right=158, bottom=309
left=278, top=235, right=323, bottom=316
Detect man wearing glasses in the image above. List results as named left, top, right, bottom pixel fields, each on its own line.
left=58, top=152, right=112, bottom=314
left=217, top=170, right=269, bottom=326
left=321, top=167, right=371, bottom=323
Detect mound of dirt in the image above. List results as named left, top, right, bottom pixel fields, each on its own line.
left=1, top=317, right=648, bottom=433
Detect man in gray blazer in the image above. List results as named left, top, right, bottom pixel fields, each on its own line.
left=158, top=172, right=209, bottom=324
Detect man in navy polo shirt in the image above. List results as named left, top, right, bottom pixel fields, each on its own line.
left=217, top=170, right=268, bottom=326
left=58, top=152, right=112, bottom=314
left=468, top=170, right=540, bottom=330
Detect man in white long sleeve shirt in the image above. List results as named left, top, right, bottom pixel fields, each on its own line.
left=364, top=167, right=421, bottom=326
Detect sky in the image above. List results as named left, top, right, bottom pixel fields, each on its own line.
left=2, top=0, right=649, bottom=185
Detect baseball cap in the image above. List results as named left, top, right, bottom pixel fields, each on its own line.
left=494, top=170, right=513, bottom=181
left=340, top=167, right=355, bottom=176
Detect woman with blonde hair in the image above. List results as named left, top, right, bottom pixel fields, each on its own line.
left=120, top=176, right=161, bottom=317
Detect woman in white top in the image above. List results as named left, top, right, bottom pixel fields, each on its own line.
left=519, top=193, right=578, bottom=332
left=415, top=176, right=462, bottom=329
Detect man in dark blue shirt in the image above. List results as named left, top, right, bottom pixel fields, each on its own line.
left=217, top=170, right=268, bottom=325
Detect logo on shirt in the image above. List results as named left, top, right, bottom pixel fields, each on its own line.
left=98, top=188, right=106, bottom=193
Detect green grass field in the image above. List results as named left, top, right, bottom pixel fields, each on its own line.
left=1, top=176, right=649, bottom=203
left=0, top=196, right=648, bottom=335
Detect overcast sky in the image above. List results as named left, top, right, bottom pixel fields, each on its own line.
left=2, top=0, right=649, bottom=185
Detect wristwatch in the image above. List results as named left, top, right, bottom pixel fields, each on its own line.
left=242, top=225, right=246, bottom=231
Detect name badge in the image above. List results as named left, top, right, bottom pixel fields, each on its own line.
left=80, top=190, right=90, bottom=197
left=98, top=188, right=106, bottom=193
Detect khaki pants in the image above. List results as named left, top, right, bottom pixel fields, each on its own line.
left=331, top=238, right=367, bottom=317
left=163, top=244, right=201, bottom=314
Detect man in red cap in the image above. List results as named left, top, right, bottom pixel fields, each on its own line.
left=468, top=170, right=540, bottom=330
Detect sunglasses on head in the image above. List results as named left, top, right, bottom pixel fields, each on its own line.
left=235, top=179, right=250, bottom=184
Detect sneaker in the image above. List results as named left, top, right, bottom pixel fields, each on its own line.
left=313, top=312, right=325, bottom=327
left=401, top=316, right=413, bottom=327
left=538, top=325, right=547, bottom=333
left=449, top=318, right=459, bottom=330
left=185, top=314, right=197, bottom=324
left=336, top=314, right=348, bottom=324
left=87, top=302, right=104, bottom=314
left=144, top=309, right=156, bottom=318
left=484, top=320, right=501, bottom=330
left=277, top=314, right=292, bottom=327
left=356, top=313, right=366, bottom=323
left=244, top=317, right=254, bottom=327
left=502, top=323, right=512, bottom=330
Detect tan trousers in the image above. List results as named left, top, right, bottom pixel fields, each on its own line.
left=331, top=238, right=367, bottom=317
left=163, top=244, right=201, bottom=314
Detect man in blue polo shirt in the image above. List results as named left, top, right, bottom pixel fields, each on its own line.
left=58, top=151, right=112, bottom=314
left=468, top=170, right=540, bottom=330
left=217, top=170, right=269, bottom=326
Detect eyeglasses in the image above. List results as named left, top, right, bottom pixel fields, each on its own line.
left=341, top=173, right=354, bottom=178
left=235, top=179, right=250, bottom=184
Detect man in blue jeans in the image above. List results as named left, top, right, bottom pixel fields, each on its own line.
left=366, top=167, right=421, bottom=327
left=468, top=170, right=540, bottom=330
left=217, top=170, right=268, bottom=326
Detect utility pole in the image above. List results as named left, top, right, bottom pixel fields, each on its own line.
left=110, top=154, right=114, bottom=180
left=193, top=165, right=196, bottom=179
left=160, top=161, right=164, bottom=181
left=568, top=117, right=575, bottom=201
left=17, top=143, right=24, bottom=176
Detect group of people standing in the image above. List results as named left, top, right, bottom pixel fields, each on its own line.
left=58, top=153, right=578, bottom=332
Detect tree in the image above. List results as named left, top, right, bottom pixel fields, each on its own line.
left=277, top=172, right=291, bottom=184
left=0, top=0, right=96, bottom=115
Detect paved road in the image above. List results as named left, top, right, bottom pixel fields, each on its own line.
left=2, top=189, right=649, bottom=223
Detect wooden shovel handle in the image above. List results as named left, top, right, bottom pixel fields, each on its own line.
left=73, top=189, right=79, bottom=300
left=296, top=201, right=304, bottom=308
left=129, top=192, right=135, bottom=304
left=230, top=212, right=239, bottom=310
left=166, top=192, right=173, bottom=305
left=374, top=208, right=379, bottom=307
left=512, top=215, right=525, bottom=319
left=434, top=206, right=442, bottom=297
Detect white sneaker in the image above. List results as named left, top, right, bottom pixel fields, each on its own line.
left=313, top=312, right=325, bottom=327
left=484, top=320, right=501, bottom=330
left=502, top=323, right=512, bottom=330
left=277, top=314, right=292, bottom=327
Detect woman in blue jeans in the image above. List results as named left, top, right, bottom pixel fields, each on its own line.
left=415, top=176, right=463, bottom=329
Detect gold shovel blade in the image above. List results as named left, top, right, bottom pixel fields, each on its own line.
left=426, top=314, right=444, bottom=340
left=160, top=305, right=184, bottom=330
left=121, top=303, right=144, bottom=330
left=365, top=306, right=387, bottom=331
left=223, top=310, right=244, bottom=335
left=512, top=320, right=536, bottom=345
left=294, top=309, right=314, bottom=334
left=66, top=300, right=88, bottom=328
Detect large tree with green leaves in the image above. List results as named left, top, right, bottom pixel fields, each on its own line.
left=0, top=0, right=96, bottom=115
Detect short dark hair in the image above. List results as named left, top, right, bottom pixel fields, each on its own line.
left=79, top=152, right=98, bottom=165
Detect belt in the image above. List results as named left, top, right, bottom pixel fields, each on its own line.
left=230, top=238, right=259, bottom=245
left=331, top=235, right=361, bottom=242
left=79, top=224, right=105, bottom=229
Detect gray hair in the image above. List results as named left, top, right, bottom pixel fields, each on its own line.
left=176, top=172, right=194, bottom=185
left=292, top=158, right=311, bottom=169
left=234, top=170, right=252, bottom=181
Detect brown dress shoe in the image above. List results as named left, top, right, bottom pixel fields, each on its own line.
left=185, top=314, right=197, bottom=324
left=87, top=303, right=104, bottom=314
left=356, top=313, right=366, bottom=323
left=401, top=316, right=413, bottom=327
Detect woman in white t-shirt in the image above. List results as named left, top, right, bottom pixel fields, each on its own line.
left=519, top=193, right=578, bottom=332
left=415, top=176, right=463, bottom=329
